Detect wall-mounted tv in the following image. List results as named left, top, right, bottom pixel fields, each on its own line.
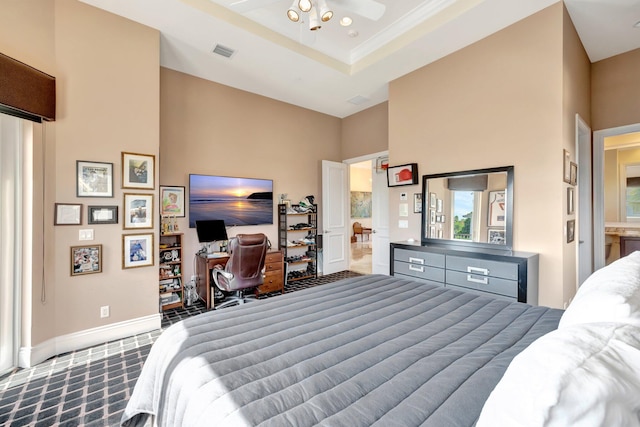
left=189, top=174, right=273, bottom=228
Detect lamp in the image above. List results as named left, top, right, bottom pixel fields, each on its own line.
left=287, top=0, right=333, bottom=29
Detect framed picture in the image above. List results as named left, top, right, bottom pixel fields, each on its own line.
left=430, top=210, right=436, bottom=224
left=76, top=161, right=113, bottom=197
left=414, top=193, right=422, bottom=213
left=440, top=214, right=446, bottom=223
left=350, top=191, right=372, bottom=218
left=88, top=205, right=118, bottom=224
left=488, top=190, right=506, bottom=227
left=488, top=229, right=506, bottom=245
left=563, top=149, right=571, bottom=184
left=122, top=152, right=155, bottom=190
left=71, top=244, right=102, bottom=276
left=429, top=192, right=437, bottom=209
left=387, top=163, right=418, bottom=187
left=567, top=219, right=576, bottom=243
left=429, top=225, right=436, bottom=238
left=570, top=162, right=578, bottom=186
left=54, top=203, right=82, bottom=225
left=436, top=199, right=443, bottom=213
left=567, top=187, right=575, bottom=215
left=160, top=186, right=186, bottom=217
left=123, top=233, right=154, bottom=269
left=375, top=156, right=389, bottom=174
left=123, top=193, right=154, bottom=229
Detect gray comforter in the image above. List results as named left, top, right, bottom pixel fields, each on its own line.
left=122, top=274, right=562, bottom=427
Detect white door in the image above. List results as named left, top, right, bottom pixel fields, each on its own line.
left=576, top=115, right=592, bottom=286
left=371, top=165, right=390, bottom=274
left=322, top=160, right=349, bottom=274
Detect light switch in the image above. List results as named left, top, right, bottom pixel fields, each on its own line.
left=79, top=229, right=94, bottom=241
left=398, top=220, right=409, bottom=228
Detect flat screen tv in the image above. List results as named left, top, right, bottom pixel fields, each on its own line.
left=189, top=174, right=273, bottom=228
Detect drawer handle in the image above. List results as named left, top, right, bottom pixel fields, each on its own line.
left=467, top=274, right=488, bottom=285
left=409, top=264, right=425, bottom=273
left=408, top=257, right=425, bottom=265
left=467, top=266, right=489, bottom=276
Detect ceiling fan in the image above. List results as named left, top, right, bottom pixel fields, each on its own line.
left=229, top=0, right=387, bottom=25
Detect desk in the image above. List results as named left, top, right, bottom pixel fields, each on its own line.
left=195, top=250, right=284, bottom=309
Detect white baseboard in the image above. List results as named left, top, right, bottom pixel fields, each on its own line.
left=18, top=313, right=161, bottom=368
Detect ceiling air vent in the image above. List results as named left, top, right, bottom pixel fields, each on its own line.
left=212, top=44, right=236, bottom=59
left=347, top=95, right=370, bottom=105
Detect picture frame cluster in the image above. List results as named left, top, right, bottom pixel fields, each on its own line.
left=60, top=152, right=157, bottom=275
left=563, top=149, right=578, bottom=243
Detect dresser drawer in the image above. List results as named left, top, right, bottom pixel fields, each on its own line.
left=394, top=273, right=444, bottom=288
left=394, top=261, right=445, bottom=283
left=445, top=270, right=517, bottom=298
left=445, top=284, right=516, bottom=302
left=394, top=248, right=445, bottom=268
left=446, top=255, right=518, bottom=281
left=258, top=270, right=283, bottom=294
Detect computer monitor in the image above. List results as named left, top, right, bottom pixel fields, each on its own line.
left=195, top=219, right=228, bottom=243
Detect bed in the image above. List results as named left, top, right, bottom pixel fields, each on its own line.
left=122, top=274, right=563, bottom=426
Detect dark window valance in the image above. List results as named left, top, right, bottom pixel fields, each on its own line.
left=0, top=52, right=55, bottom=122
left=447, top=175, right=488, bottom=191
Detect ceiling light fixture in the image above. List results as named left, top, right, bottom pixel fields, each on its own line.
left=287, top=0, right=333, bottom=30
left=340, top=16, right=353, bottom=26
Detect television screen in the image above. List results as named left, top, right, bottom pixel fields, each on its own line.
left=189, top=174, right=273, bottom=228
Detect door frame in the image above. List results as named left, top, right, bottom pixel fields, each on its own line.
left=343, top=151, right=389, bottom=273
left=593, top=122, right=640, bottom=270
left=576, top=114, right=592, bottom=287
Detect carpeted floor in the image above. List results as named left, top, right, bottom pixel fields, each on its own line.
left=0, top=270, right=361, bottom=427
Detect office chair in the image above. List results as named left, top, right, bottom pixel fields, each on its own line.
left=211, top=233, right=268, bottom=309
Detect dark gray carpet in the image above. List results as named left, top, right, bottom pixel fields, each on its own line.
left=0, top=271, right=362, bottom=426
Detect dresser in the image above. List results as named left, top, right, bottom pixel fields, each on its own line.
left=390, top=242, right=539, bottom=304
left=195, top=250, right=284, bottom=309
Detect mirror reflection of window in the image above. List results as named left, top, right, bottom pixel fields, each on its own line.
left=624, top=164, right=640, bottom=221
left=452, top=191, right=481, bottom=241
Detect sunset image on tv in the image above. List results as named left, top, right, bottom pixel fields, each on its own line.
left=189, top=174, right=273, bottom=227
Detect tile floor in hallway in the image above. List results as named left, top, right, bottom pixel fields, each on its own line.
left=350, top=239, right=372, bottom=275
left=0, top=270, right=362, bottom=427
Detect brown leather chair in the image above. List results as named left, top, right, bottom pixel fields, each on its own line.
left=353, top=222, right=372, bottom=241
left=212, top=233, right=268, bottom=309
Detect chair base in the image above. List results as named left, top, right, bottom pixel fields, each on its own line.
left=213, top=289, right=256, bottom=310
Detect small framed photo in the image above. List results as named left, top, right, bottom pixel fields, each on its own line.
left=567, top=187, right=575, bottom=215
left=123, top=193, right=154, bottom=229
left=123, top=233, right=153, bottom=269
left=375, top=156, right=389, bottom=174
left=440, top=214, right=446, bottom=223
left=413, top=193, right=422, bottom=213
left=436, top=199, right=443, bottom=213
left=122, top=152, right=155, bottom=190
left=55, top=203, right=82, bottom=225
left=71, top=244, right=102, bottom=276
left=77, top=161, right=113, bottom=197
left=429, top=192, right=437, bottom=209
left=570, top=162, right=578, bottom=186
left=160, top=186, right=185, bottom=217
left=430, top=210, right=436, bottom=224
left=387, top=163, right=418, bottom=187
left=567, top=219, right=576, bottom=243
left=488, top=229, right=506, bottom=245
left=88, top=205, right=118, bottom=225
left=563, top=149, right=571, bottom=184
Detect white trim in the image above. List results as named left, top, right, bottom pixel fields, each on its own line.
left=343, top=150, right=389, bottom=165
left=18, top=313, right=161, bottom=368
left=593, top=123, right=640, bottom=270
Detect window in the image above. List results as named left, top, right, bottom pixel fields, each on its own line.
left=452, top=191, right=481, bottom=241
left=621, top=164, right=640, bottom=222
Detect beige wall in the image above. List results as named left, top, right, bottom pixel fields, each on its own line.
left=160, top=68, right=342, bottom=280
left=2, top=0, right=160, bottom=348
left=561, top=4, right=591, bottom=305
left=592, top=48, right=640, bottom=131
left=342, top=102, right=388, bottom=160
left=389, top=3, right=570, bottom=307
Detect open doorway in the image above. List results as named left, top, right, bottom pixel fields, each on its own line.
left=344, top=151, right=389, bottom=275
left=349, top=160, right=373, bottom=274
left=594, top=124, right=640, bottom=270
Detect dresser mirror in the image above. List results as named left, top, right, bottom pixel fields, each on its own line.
left=421, top=166, right=514, bottom=250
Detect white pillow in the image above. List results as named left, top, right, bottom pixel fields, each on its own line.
left=476, top=322, right=640, bottom=427
left=559, top=251, right=640, bottom=328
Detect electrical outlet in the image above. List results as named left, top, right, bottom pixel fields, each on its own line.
left=100, top=305, right=110, bottom=318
